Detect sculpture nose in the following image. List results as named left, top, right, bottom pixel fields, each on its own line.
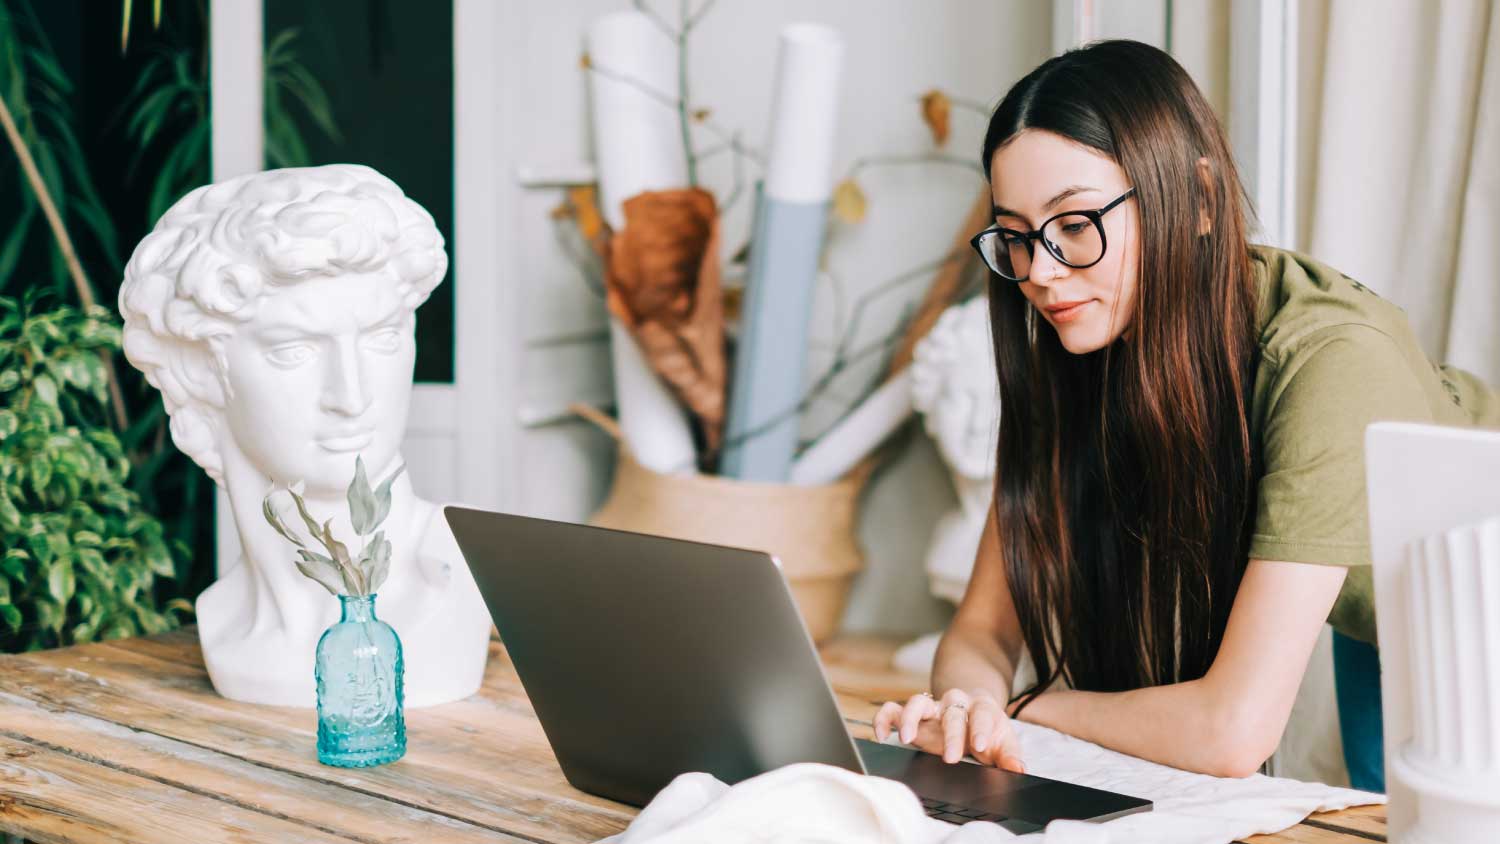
left=321, top=337, right=372, bottom=417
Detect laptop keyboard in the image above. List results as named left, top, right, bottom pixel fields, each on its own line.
left=918, top=798, right=1044, bottom=834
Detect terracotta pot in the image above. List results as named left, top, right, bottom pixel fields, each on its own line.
left=577, top=405, right=873, bottom=643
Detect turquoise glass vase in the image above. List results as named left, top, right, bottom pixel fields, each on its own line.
left=315, top=593, right=406, bottom=767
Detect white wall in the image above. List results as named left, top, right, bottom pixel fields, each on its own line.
left=500, top=1, right=1052, bottom=635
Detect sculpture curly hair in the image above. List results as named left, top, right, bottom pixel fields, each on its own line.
left=118, top=164, right=447, bottom=484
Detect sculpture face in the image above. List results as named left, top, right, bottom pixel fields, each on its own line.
left=925, top=366, right=998, bottom=481
left=910, top=297, right=1001, bottom=482
left=218, top=269, right=415, bottom=495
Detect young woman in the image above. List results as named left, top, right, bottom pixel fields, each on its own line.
left=872, top=39, right=1498, bottom=792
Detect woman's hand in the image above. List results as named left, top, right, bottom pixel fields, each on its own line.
left=873, top=688, right=1025, bottom=772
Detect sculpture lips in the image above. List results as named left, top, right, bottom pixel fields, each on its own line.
left=319, top=431, right=375, bottom=452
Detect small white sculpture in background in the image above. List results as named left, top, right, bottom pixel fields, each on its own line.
left=894, top=296, right=1000, bottom=674
left=118, top=164, right=492, bottom=708
left=1391, top=516, right=1500, bottom=842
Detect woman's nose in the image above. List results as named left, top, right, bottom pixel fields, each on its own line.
left=1028, top=244, right=1069, bottom=284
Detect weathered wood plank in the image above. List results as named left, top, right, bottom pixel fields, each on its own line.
left=0, top=692, right=523, bottom=844
left=0, top=642, right=635, bottom=844
left=1243, top=818, right=1385, bottom=844
left=1300, top=804, right=1386, bottom=840
left=0, top=733, right=358, bottom=844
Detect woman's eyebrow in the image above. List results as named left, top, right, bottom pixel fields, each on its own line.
left=992, top=184, right=1101, bottom=221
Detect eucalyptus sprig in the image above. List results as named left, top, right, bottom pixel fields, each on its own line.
left=261, top=456, right=405, bottom=598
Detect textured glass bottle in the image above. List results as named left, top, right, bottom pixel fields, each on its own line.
left=315, top=594, right=406, bottom=767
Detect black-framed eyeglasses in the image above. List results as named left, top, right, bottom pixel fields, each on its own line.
left=970, top=187, right=1137, bottom=282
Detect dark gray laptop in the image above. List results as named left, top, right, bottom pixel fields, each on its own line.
left=444, top=506, right=1151, bottom=833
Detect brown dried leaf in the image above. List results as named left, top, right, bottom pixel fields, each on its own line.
left=692, top=108, right=712, bottom=123
left=569, top=185, right=605, bottom=242
left=603, top=188, right=727, bottom=452
left=921, top=89, right=952, bottom=146
left=722, top=286, right=743, bottom=324
left=832, top=178, right=868, bottom=225
left=580, top=52, right=593, bottom=70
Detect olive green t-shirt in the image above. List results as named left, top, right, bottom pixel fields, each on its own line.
left=1247, top=244, right=1500, bottom=644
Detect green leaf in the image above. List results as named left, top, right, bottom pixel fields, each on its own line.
left=143, top=542, right=174, bottom=578
left=288, top=488, right=324, bottom=549
left=47, top=559, right=74, bottom=605
left=29, top=453, right=53, bottom=496
left=347, top=455, right=375, bottom=535
left=365, top=532, right=392, bottom=595
left=324, top=528, right=363, bottom=596
left=1, top=548, right=28, bottom=579
left=0, top=201, right=37, bottom=288
left=0, top=370, right=19, bottom=392
left=32, top=372, right=57, bottom=406
left=0, top=604, right=20, bottom=633
left=26, top=526, right=52, bottom=568
left=295, top=550, right=344, bottom=596
left=0, top=409, right=17, bottom=438
left=0, top=490, right=20, bottom=531
left=262, top=492, right=307, bottom=548
left=371, top=463, right=405, bottom=529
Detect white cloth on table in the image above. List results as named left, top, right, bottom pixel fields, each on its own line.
left=596, top=721, right=1384, bottom=844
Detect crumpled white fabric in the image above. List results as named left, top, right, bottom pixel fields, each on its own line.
left=596, top=721, right=1385, bottom=844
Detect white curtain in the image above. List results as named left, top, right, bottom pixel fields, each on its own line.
left=1299, top=0, right=1500, bottom=382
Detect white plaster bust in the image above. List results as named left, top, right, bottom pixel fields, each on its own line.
left=118, top=164, right=492, bottom=708
left=895, top=296, right=1001, bottom=673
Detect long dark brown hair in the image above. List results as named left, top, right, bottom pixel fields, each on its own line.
left=982, top=40, right=1261, bottom=712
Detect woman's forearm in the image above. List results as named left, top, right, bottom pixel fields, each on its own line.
left=1017, top=679, right=1274, bottom=778
left=930, top=623, right=1017, bottom=706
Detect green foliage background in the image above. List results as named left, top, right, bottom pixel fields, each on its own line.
left=0, top=0, right=339, bottom=652
left=0, top=296, right=190, bottom=650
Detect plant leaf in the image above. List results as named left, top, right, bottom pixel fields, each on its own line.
left=47, top=558, right=74, bottom=604
left=322, top=520, right=364, bottom=595
left=365, top=533, right=392, bottom=595
left=568, top=185, right=604, bottom=241
left=288, top=488, right=325, bottom=550
left=832, top=178, right=867, bottom=225
left=346, top=455, right=375, bottom=535
left=371, top=463, right=405, bottom=529
left=920, top=89, right=951, bottom=146
left=32, top=372, right=58, bottom=406
left=262, top=493, right=307, bottom=548
left=295, top=550, right=344, bottom=596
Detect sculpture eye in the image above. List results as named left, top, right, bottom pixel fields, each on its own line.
left=364, top=327, right=402, bottom=353
left=267, top=343, right=315, bottom=367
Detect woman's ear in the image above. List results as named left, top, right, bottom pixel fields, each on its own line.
left=1196, top=156, right=1213, bottom=236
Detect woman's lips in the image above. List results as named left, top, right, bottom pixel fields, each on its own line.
left=1044, top=300, right=1094, bottom=324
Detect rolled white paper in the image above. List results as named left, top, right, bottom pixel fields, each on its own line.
left=789, top=370, right=914, bottom=486
left=720, top=22, right=846, bottom=481
left=763, top=23, right=845, bottom=204
left=585, top=10, right=696, bottom=474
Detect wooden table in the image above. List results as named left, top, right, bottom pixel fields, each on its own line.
left=0, top=629, right=1385, bottom=843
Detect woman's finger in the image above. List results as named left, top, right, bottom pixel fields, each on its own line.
left=938, top=689, right=973, bottom=763
left=899, top=693, right=937, bottom=744
left=941, top=703, right=970, bottom=763
left=968, top=695, right=1001, bottom=755
left=874, top=701, right=903, bottom=742
left=992, top=717, right=1026, bottom=773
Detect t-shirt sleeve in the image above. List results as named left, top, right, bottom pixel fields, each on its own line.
left=1248, top=325, right=1434, bottom=567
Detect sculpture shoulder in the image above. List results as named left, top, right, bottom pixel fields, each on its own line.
left=414, top=498, right=463, bottom=560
